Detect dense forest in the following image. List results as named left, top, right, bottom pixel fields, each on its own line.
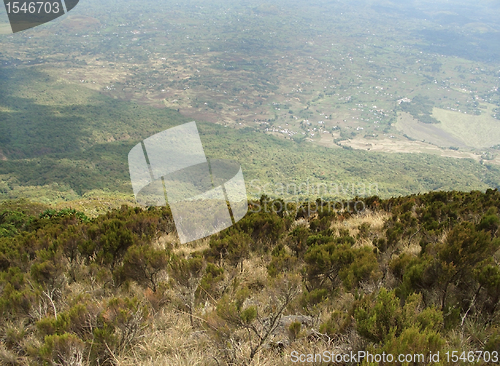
left=0, top=190, right=499, bottom=365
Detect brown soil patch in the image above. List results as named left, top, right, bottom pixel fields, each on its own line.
left=339, top=137, right=482, bottom=162
left=317, top=133, right=340, bottom=148
left=395, top=112, right=467, bottom=148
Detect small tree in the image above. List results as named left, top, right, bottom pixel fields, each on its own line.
left=212, top=274, right=301, bottom=365
left=118, top=245, right=170, bottom=293
left=304, top=242, right=379, bottom=291
left=207, top=230, right=251, bottom=272
left=436, top=222, right=500, bottom=310
left=169, top=255, right=207, bottom=327
left=287, top=225, right=309, bottom=258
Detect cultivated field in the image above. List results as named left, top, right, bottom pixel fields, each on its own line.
left=1, top=0, right=500, bottom=203
left=432, top=104, right=500, bottom=148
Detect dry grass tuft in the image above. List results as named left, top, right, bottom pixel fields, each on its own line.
left=116, top=307, right=216, bottom=366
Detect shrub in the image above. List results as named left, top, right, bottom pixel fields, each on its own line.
left=304, top=243, right=379, bottom=291
left=354, top=289, right=443, bottom=345
left=197, top=263, right=225, bottom=303
left=38, top=333, right=85, bottom=366
left=116, top=244, right=169, bottom=292
left=288, top=321, right=301, bottom=341
left=267, top=244, right=298, bottom=277
left=319, top=311, right=350, bottom=337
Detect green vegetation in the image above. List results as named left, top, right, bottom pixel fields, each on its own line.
left=0, top=68, right=499, bottom=206
left=399, top=96, right=440, bottom=125
left=1, top=1, right=500, bottom=362
left=0, top=190, right=499, bottom=364
left=2, top=0, right=500, bottom=168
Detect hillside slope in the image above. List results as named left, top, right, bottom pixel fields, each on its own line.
left=0, top=190, right=499, bottom=364
left=1, top=68, right=499, bottom=205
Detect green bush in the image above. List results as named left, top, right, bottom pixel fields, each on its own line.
left=354, top=289, right=443, bottom=344
left=38, top=333, right=85, bottom=365
left=116, top=244, right=169, bottom=292
left=320, top=311, right=350, bottom=337
left=304, top=242, right=379, bottom=291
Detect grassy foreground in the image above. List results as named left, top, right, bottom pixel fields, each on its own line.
left=0, top=190, right=499, bottom=365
